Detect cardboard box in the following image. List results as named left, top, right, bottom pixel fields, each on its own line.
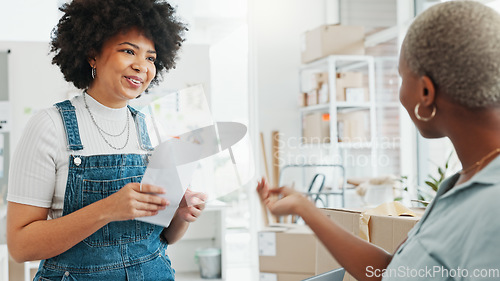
left=336, top=73, right=363, bottom=101
left=299, top=92, right=308, bottom=107
left=337, top=110, right=370, bottom=142
left=306, top=89, right=319, bottom=106
left=301, top=24, right=365, bottom=64
left=315, top=72, right=329, bottom=104
left=303, top=113, right=330, bottom=143
left=258, top=224, right=317, bottom=275
left=308, top=72, right=364, bottom=104
left=368, top=214, right=420, bottom=254
left=316, top=208, right=421, bottom=280
left=260, top=272, right=313, bottom=281
left=316, top=209, right=361, bottom=281
left=345, top=87, right=368, bottom=103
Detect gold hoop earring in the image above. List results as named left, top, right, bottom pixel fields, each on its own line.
left=414, top=103, right=436, bottom=122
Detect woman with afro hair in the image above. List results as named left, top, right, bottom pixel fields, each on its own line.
left=6, top=1, right=206, bottom=280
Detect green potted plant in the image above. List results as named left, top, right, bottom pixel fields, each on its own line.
left=395, top=152, right=454, bottom=207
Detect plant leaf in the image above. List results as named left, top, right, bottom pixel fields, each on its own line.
left=428, top=175, right=438, bottom=183
left=425, top=180, right=438, bottom=191
left=438, top=167, right=444, bottom=177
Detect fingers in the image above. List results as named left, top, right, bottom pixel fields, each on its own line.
left=182, top=206, right=203, bottom=222
left=133, top=183, right=166, bottom=194
left=183, top=189, right=207, bottom=208
left=134, top=209, right=160, bottom=218
left=136, top=192, right=168, bottom=208
left=113, top=183, right=168, bottom=219
left=256, top=177, right=270, bottom=200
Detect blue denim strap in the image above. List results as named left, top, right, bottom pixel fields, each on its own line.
left=128, top=105, right=154, bottom=151
left=54, top=100, right=84, bottom=151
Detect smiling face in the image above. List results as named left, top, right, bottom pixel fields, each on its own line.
left=88, top=28, right=157, bottom=108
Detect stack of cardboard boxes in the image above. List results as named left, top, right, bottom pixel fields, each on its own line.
left=301, top=24, right=365, bottom=64
left=258, top=208, right=421, bottom=281
left=302, top=71, right=370, bottom=143
left=300, top=24, right=370, bottom=144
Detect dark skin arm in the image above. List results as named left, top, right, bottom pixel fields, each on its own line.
left=257, top=178, right=392, bottom=281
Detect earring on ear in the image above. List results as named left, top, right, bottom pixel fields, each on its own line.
left=91, top=67, right=96, bottom=79
left=414, top=102, right=436, bottom=122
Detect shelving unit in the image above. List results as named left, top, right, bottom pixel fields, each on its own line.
left=299, top=55, right=378, bottom=178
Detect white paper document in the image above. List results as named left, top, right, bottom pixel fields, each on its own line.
left=136, top=122, right=248, bottom=227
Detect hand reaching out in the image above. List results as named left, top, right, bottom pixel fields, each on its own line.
left=256, top=177, right=311, bottom=217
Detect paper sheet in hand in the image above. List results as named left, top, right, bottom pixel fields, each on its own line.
left=136, top=122, right=244, bottom=227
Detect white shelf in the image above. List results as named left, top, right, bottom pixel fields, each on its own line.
left=299, top=104, right=329, bottom=113
left=299, top=102, right=371, bottom=114
left=336, top=102, right=371, bottom=109
left=299, top=55, right=372, bottom=71
left=299, top=54, right=379, bottom=178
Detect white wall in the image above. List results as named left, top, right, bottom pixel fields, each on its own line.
left=0, top=0, right=61, bottom=42
left=152, top=44, right=211, bottom=101
left=0, top=41, right=211, bottom=152
left=0, top=42, right=70, bottom=150
left=250, top=0, right=328, bottom=184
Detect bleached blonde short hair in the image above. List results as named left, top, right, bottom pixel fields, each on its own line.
left=403, top=1, right=500, bottom=108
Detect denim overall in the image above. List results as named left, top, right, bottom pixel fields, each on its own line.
left=34, top=100, right=174, bottom=281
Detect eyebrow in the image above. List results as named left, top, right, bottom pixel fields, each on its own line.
left=118, top=42, right=156, bottom=54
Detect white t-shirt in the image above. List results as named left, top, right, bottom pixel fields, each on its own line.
left=7, top=94, right=157, bottom=219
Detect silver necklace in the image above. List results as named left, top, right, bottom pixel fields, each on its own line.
left=83, top=92, right=130, bottom=150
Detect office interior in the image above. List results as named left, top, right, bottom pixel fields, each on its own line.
left=1, top=0, right=499, bottom=281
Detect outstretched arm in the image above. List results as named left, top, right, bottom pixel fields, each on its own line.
left=257, top=178, right=392, bottom=281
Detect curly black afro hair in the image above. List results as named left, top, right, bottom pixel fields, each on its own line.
left=50, top=0, right=186, bottom=90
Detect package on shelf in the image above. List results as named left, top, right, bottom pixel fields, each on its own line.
left=298, top=92, right=308, bottom=107
left=306, top=89, right=319, bottom=106
left=314, top=72, right=329, bottom=104
left=345, top=87, right=368, bottom=103
left=304, top=72, right=364, bottom=105
left=336, top=72, right=363, bottom=102
left=337, top=109, right=370, bottom=142
left=318, top=83, right=329, bottom=104
left=301, top=24, right=365, bottom=64
left=303, top=112, right=330, bottom=144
